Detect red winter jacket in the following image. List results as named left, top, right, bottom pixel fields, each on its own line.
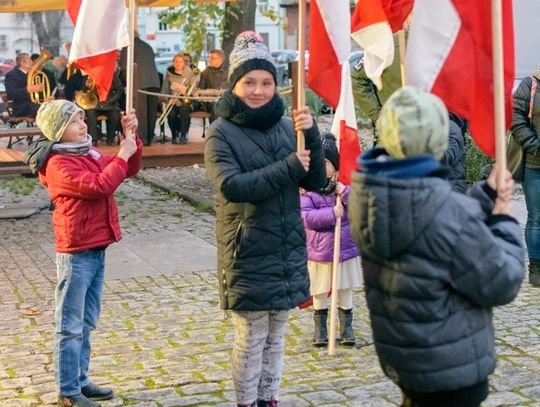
left=39, top=139, right=142, bottom=253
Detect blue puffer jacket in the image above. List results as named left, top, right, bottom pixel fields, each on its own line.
left=301, top=186, right=359, bottom=262
left=349, top=154, right=524, bottom=393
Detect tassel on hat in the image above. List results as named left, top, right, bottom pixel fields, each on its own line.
left=228, top=30, right=277, bottom=88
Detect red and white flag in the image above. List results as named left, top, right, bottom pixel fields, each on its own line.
left=406, top=0, right=515, bottom=157
left=308, top=0, right=361, bottom=185
left=350, top=0, right=413, bottom=90
left=66, top=0, right=130, bottom=102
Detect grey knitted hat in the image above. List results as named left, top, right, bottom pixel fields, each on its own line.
left=36, top=100, right=83, bottom=142
left=321, top=133, right=339, bottom=170
left=228, top=31, right=277, bottom=88
left=378, top=86, right=449, bottom=159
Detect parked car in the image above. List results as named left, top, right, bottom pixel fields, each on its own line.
left=271, top=49, right=297, bottom=86
left=155, top=57, right=172, bottom=75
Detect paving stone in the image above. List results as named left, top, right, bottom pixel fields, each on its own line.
left=1, top=174, right=539, bottom=406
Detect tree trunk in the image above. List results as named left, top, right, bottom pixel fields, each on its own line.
left=30, top=12, right=65, bottom=56
left=221, top=0, right=257, bottom=66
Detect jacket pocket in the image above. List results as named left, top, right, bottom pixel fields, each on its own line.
left=232, top=220, right=244, bottom=259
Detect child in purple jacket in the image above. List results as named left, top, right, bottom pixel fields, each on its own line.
left=300, top=133, right=362, bottom=347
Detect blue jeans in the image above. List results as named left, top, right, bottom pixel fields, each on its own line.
left=523, top=167, right=540, bottom=259
left=54, top=249, right=105, bottom=396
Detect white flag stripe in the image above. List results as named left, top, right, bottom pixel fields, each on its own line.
left=69, top=0, right=130, bottom=63
left=317, top=1, right=351, bottom=64
left=331, top=63, right=357, bottom=149
left=405, top=0, right=460, bottom=91
left=351, top=21, right=394, bottom=90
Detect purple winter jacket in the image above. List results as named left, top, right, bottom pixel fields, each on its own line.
left=301, top=186, right=360, bottom=262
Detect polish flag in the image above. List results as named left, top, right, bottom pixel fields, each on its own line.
left=308, top=0, right=361, bottom=185
left=350, top=0, right=413, bottom=90
left=66, top=0, right=130, bottom=102
left=406, top=0, right=515, bottom=157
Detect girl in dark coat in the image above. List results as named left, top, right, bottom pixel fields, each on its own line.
left=204, top=31, right=326, bottom=407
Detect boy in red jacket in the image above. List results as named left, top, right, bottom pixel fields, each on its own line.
left=25, top=100, right=142, bottom=407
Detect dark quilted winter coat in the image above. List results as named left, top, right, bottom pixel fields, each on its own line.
left=205, top=118, right=326, bottom=311
left=349, top=167, right=524, bottom=393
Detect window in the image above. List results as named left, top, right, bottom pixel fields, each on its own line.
left=206, top=33, right=215, bottom=52
left=158, top=22, right=168, bottom=31
left=0, top=35, right=7, bottom=50
left=259, top=0, right=269, bottom=14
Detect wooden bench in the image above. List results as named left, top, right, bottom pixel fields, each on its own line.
left=0, top=148, right=30, bottom=175
left=0, top=127, right=42, bottom=148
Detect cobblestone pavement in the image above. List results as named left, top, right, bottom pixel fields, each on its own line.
left=1, top=172, right=539, bottom=407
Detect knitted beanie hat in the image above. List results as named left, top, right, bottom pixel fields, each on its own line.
left=36, top=100, right=83, bottom=142
left=321, top=133, right=339, bottom=170
left=228, top=30, right=277, bottom=88
left=533, top=64, right=540, bottom=80
left=378, top=86, right=449, bottom=159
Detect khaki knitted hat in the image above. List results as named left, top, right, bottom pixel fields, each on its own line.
left=228, top=31, right=277, bottom=88
left=36, top=100, right=83, bottom=142
left=378, top=86, right=449, bottom=159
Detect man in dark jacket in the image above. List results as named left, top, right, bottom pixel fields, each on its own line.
left=349, top=86, right=524, bottom=407
left=196, top=49, right=227, bottom=123
left=120, top=33, right=160, bottom=145
left=5, top=52, right=41, bottom=118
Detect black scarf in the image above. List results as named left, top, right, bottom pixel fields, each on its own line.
left=215, top=90, right=285, bottom=130
left=319, top=178, right=337, bottom=195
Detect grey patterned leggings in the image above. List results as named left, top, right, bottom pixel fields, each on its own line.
left=230, top=310, right=290, bottom=405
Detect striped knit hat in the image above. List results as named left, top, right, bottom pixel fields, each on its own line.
left=228, top=31, right=277, bottom=88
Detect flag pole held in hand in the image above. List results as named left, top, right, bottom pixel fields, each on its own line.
left=296, top=0, right=306, bottom=151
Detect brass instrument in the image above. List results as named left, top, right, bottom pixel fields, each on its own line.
left=27, top=47, right=53, bottom=104
left=157, top=78, right=188, bottom=126
left=74, top=75, right=99, bottom=110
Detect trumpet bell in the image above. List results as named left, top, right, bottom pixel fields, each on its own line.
left=74, top=90, right=98, bottom=110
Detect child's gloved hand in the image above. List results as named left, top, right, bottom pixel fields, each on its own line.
left=336, top=182, right=345, bottom=195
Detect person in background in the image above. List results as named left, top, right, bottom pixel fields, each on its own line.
left=196, top=49, right=228, bottom=123
left=5, top=52, right=41, bottom=118
left=161, top=52, right=195, bottom=144
left=441, top=113, right=468, bottom=194
left=351, top=34, right=401, bottom=144
left=301, top=133, right=362, bottom=348
left=510, top=65, right=540, bottom=286
left=24, top=100, right=142, bottom=407
left=204, top=31, right=326, bottom=407
left=85, top=65, right=124, bottom=146
left=349, top=86, right=524, bottom=407
left=120, top=32, right=160, bottom=146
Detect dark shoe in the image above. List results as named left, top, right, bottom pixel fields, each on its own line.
left=313, top=308, right=328, bottom=347
left=257, top=397, right=279, bottom=406
left=106, top=138, right=115, bottom=146
left=58, top=394, right=101, bottom=407
left=338, top=307, right=355, bottom=346
left=529, top=259, right=540, bottom=287
left=81, top=383, right=113, bottom=401
left=179, top=134, right=188, bottom=144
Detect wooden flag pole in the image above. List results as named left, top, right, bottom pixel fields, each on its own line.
left=296, top=0, right=306, bottom=151
left=125, top=0, right=136, bottom=115
left=492, top=0, right=506, bottom=186
left=398, top=30, right=407, bottom=86
left=328, top=198, right=342, bottom=356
